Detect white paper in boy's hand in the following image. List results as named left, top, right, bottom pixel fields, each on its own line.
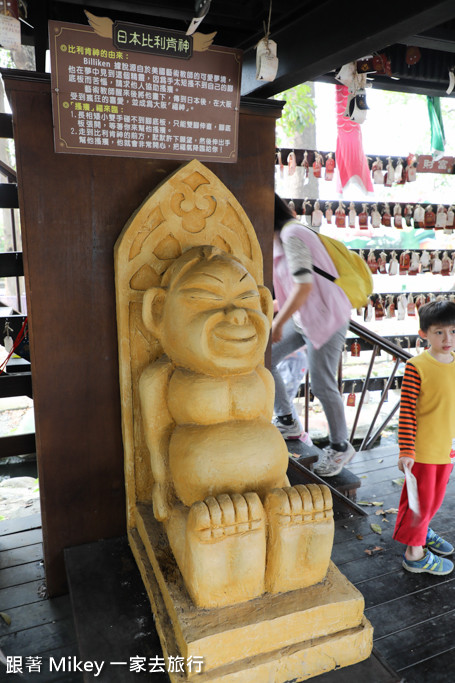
left=405, top=467, right=420, bottom=516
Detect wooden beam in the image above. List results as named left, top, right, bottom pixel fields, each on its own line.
left=398, top=27, right=455, bottom=53
left=316, top=72, right=455, bottom=98
left=0, top=433, right=35, bottom=459
left=241, top=0, right=455, bottom=97
left=68, top=0, right=193, bottom=22
left=368, top=75, right=455, bottom=98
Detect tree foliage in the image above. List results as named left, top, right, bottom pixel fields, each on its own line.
left=273, top=83, right=315, bottom=147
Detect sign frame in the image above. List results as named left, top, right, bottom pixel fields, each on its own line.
left=49, top=20, right=242, bottom=163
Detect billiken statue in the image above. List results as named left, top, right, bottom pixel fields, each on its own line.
left=138, top=244, right=334, bottom=608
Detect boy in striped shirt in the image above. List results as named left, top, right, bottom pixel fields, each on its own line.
left=393, top=300, right=455, bottom=575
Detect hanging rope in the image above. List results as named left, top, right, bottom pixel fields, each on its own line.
left=0, top=317, right=28, bottom=375
left=263, top=0, right=272, bottom=47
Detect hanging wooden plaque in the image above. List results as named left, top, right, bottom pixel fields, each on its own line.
left=416, top=155, right=454, bottom=174
left=49, top=20, right=242, bottom=163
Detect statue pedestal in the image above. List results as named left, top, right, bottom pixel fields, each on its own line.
left=129, top=503, right=373, bottom=682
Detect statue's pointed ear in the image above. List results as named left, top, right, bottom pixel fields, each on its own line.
left=258, top=285, right=274, bottom=325
left=142, top=287, right=166, bottom=336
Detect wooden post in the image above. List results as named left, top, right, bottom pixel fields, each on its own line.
left=3, top=70, right=281, bottom=595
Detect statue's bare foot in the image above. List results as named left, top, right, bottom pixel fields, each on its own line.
left=185, top=492, right=266, bottom=608
left=264, top=484, right=334, bottom=593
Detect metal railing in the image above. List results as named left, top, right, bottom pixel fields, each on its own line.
left=301, top=319, right=412, bottom=450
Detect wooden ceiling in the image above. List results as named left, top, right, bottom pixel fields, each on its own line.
left=23, top=0, right=455, bottom=97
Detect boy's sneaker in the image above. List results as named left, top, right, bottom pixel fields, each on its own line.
left=402, top=550, right=454, bottom=575
left=426, top=528, right=454, bottom=556
left=313, top=442, right=356, bottom=477
left=272, top=416, right=302, bottom=440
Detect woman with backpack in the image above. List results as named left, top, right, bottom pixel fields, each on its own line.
left=272, top=193, right=354, bottom=476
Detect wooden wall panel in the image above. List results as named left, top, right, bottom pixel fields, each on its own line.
left=3, top=71, right=280, bottom=595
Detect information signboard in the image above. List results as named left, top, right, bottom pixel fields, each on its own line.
left=49, top=20, right=242, bottom=162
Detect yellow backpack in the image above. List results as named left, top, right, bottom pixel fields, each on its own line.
left=314, top=233, right=373, bottom=309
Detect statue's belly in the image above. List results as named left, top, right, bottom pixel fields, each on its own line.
left=169, top=421, right=288, bottom=507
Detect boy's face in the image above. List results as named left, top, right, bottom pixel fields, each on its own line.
left=419, top=323, right=455, bottom=361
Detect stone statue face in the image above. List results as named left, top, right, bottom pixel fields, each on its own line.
left=160, top=253, right=270, bottom=375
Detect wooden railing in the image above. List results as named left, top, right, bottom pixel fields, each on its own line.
left=0, top=113, right=34, bottom=460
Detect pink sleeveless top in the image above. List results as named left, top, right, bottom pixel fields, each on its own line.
left=273, top=221, right=351, bottom=349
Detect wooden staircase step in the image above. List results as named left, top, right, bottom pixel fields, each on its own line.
left=0, top=371, right=32, bottom=398
left=5, top=357, right=31, bottom=373
left=0, top=183, right=18, bottom=208
left=0, top=251, right=23, bottom=277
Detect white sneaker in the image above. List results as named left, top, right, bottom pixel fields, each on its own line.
left=314, top=442, right=355, bottom=477
left=272, top=416, right=303, bottom=440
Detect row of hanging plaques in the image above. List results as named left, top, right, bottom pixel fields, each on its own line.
left=346, top=333, right=427, bottom=356
left=341, top=378, right=402, bottom=406
left=305, top=378, right=401, bottom=407
left=278, top=151, right=418, bottom=186
left=289, top=200, right=455, bottom=231
left=303, top=375, right=404, bottom=406
left=359, top=249, right=455, bottom=275
left=360, top=292, right=455, bottom=323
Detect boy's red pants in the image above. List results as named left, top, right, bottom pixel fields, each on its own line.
left=393, top=462, right=453, bottom=547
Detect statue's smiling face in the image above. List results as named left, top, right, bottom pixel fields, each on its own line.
left=161, top=255, right=270, bottom=374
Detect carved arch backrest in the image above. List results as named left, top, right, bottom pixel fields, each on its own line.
left=114, top=160, right=264, bottom=522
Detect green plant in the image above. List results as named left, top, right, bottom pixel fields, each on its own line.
left=274, top=83, right=315, bottom=147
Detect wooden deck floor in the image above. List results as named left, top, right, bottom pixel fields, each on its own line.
left=0, top=513, right=82, bottom=682
left=333, top=443, right=455, bottom=682
left=2, top=443, right=455, bottom=682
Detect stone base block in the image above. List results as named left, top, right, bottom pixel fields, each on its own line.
left=129, top=503, right=373, bottom=681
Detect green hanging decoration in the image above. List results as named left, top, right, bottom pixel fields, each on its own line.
left=427, top=96, right=445, bottom=160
